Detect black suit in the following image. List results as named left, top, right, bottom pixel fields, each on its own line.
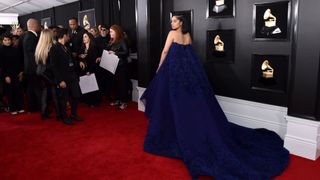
left=23, top=31, right=41, bottom=112
left=69, top=26, right=86, bottom=56
left=50, top=42, right=81, bottom=119
left=0, top=45, right=24, bottom=112
left=23, top=31, right=38, bottom=75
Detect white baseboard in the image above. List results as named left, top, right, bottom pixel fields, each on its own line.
left=136, top=86, right=320, bottom=160
left=215, top=95, right=288, bottom=139
left=284, top=116, right=320, bottom=160
left=136, top=87, right=287, bottom=138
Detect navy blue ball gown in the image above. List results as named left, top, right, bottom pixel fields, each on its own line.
left=140, top=42, right=289, bottom=180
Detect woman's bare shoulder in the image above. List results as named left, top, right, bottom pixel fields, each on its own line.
left=168, top=30, right=177, bottom=36
left=185, top=33, right=192, bottom=43
left=183, top=32, right=191, bottom=38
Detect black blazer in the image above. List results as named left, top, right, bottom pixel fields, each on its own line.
left=69, top=26, right=86, bottom=54
left=106, top=39, right=129, bottom=66
left=0, top=45, right=23, bottom=78
left=50, top=43, right=79, bottom=84
left=78, top=44, right=100, bottom=74
left=23, top=31, right=39, bottom=75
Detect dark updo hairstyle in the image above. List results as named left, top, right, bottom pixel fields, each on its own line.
left=173, top=15, right=190, bottom=34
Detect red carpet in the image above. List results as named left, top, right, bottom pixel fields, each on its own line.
left=0, top=102, right=319, bottom=180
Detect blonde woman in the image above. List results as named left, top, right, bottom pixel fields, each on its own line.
left=35, top=29, right=60, bottom=120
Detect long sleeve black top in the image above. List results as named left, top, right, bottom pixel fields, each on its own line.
left=0, top=45, right=23, bottom=78
left=50, top=42, right=79, bottom=84
left=78, top=44, right=100, bottom=75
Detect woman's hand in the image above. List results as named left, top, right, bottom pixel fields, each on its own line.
left=79, top=54, right=87, bottom=59
left=86, top=72, right=90, bottom=75
left=18, top=72, right=23, bottom=82
left=5, top=76, right=11, bottom=84
left=96, top=57, right=101, bottom=63
left=156, top=63, right=162, bottom=73
left=79, top=62, right=86, bottom=70
left=59, top=81, right=67, bottom=88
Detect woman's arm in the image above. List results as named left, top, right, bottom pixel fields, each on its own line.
left=158, top=31, right=174, bottom=68
left=187, top=33, right=192, bottom=44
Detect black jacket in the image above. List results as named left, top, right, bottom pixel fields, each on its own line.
left=95, top=35, right=110, bottom=56
left=23, top=31, right=39, bottom=75
left=50, top=42, right=79, bottom=84
left=106, top=39, right=129, bottom=66
left=0, top=45, right=23, bottom=78
left=69, top=26, right=86, bottom=54
left=78, top=44, right=100, bottom=75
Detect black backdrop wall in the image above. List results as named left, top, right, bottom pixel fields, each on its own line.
left=19, top=2, right=79, bottom=29
left=167, top=0, right=295, bottom=107
left=55, top=2, right=80, bottom=28
left=160, top=0, right=320, bottom=121
left=138, top=0, right=320, bottom=121
left=18, top=0, right=320, bottom=121
left=18, top=0, right=136, bottom=51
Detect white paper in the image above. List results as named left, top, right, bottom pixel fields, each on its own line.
left=99, top=50, right=120, bottom=74
left=79, top=73, right=99, bottom=94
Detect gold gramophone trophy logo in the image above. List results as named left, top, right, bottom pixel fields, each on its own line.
left=261, top=60, right=274, bottom=78
left=261, top=9, right=281, bottom=35
left=44, top=21, right=48, bottom=29
left=214, top=35, right=224, bottom=52
left=264, top=9, right=276, bottom=27
left=213, top=0, right=227, bottom=13
left=83, top=14, right=91, bottom=30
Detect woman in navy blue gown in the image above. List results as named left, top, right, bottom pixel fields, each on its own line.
left=141, top=15, right=289, bottom=180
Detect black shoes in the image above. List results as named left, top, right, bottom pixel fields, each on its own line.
left=62, top=118, right=73, bottom=125
left=70, top=114, right=83, bottom=122
left=59, top=115, right=82, bottom=125
left=41, top=114, right=82, bottom=125
left=41, top=114, right=52, bottom=120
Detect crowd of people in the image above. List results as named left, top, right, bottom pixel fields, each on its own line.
left=0, top=14, right=291, bottom=179
left=0, top=18, right=132, bottom=125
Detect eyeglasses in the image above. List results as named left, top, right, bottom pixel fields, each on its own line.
left=101, top=29, right=107, bottom=31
